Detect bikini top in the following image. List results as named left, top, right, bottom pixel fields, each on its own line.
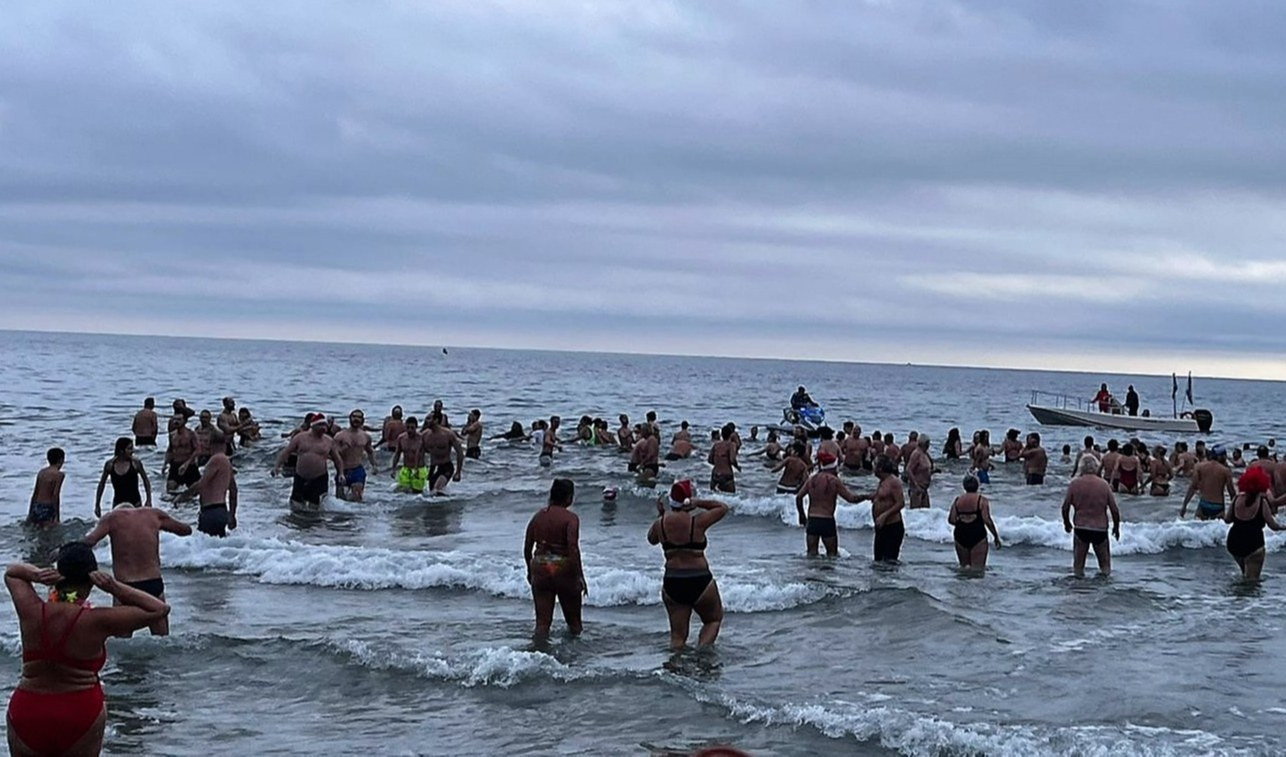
left=22, top=603, right=107, bottom=673
left=659, top=516, right=707, bottom=554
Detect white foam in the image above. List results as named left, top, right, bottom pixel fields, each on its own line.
left=333, top=639, right=590, bottom=688
left=159, top=535, right=839, bottom=612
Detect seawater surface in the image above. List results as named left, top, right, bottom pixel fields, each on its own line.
left=1, top=330, right=1284, bottom=756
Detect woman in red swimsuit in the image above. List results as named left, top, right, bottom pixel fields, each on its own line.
left=6, top=541, right=169, bottom=756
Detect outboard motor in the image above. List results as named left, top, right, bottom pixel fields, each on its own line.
left=1194, top=409, right=1214, bottom=434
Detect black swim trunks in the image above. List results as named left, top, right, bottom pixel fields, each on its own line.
left=125, top=577, right=165, bottom=598
left=710, top=473, right=736, bottom=493
left=429, top=461, right=455, bottom=489
left=290, top=474, right=328, bottom=506
left=134, top=435, right=157, bottom=447
left=664, top=452, right=683, bottom=461
left=465, top=447, right=481, bottom=460
left=874, top=520, right=905, bottom=562
left=167, top=464, right=200, bottom=488
left=1026, top=473, right=1046, bottom=486
left=805, top=516, right=837, bottom=539
left=1074, top=528, right=1108, bottom=547
left=198, top=504, right=230, bottom=537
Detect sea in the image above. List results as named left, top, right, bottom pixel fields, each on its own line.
left=1, top=329, right=1285, bottom=756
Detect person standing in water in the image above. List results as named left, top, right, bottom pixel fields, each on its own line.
left=647, top=480, right=728, bottom=649
left=905, top=437, right=933, bottom=509
left=795, top=451, right=861, bottom=557
left=389, top=417, right=430, bottom=493
left=94, top=437, right=152, bottom=517
left=84, top=501, right=192, bottom=635
left=459, top=409, right=484, bottom=460
left=1018, top=433, right=1049, bottom=485
left=1061, top=456, right=1121, bottom=577
left=334, top=410, right=379, bottom=502
left=1223, top=466, right=1286, bottom=580
left=28, top=448, right=66, bottom=528
left=274, top=414, right=344, bottom=508
left=708, top=424, right=740, bottom=493
left=947, top=474, right=1002, bottom=571
left=1180, top=445, right=1237, bottom=520
left=523, top=478, right=586, bottom=637
left=855, top=456, right=906, bottom=563
left=132, top=397, right=159, bottom=447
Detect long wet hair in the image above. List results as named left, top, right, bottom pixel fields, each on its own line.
left=114, top=436, right=133, bottom=457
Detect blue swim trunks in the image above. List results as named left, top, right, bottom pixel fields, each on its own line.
left=28, top=503, right=56, bottom=525
left=1197, top=498, right=1224, bottom=517
left=343, top=466, right=367, bottom=486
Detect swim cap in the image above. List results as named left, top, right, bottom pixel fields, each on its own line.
left=1239, top=466, right=1271, bottom=495
left=669, top=480, right=694, bottom=509
left=310, top=413, right=328, bottom=427
left=602, top=486, right=618, bottom=501
left=817, top=451, right=837, bottom=469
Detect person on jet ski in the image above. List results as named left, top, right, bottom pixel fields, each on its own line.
left=791, top=386, right=818, bottom=411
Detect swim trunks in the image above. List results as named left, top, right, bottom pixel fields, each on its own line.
left=1197, top=499, right=1225, bottom=518
left=638, top=463, right=659, bottom=479
left=1026, top=473, right=1045, bottom=486
left=7, top=684, right=105, bottom=755
left=167, top=463, right=201, bottom=488
left=873, top=520, right=905, bottom=562
left=466, top=446, right=481, bottom=460
left=291, top=474, right=328, bottom=506
left=429, top=461, right=455, bottom=489
left=843, top=464, right=864, bottom=475
left=134, top=435, right=157, bottom=447
left=125, top=577, right=165, bottom=598
left=28, top=503, right=56, bottom=525
left=710, top=473, right=736, bottom=493
left=975, top=469, right=991, bottom=485
left=777, top=482, right=802, bottom=495
left=1074, top=528, right=1108, bottom=547
left=198, top=504, right=230, bottom=537
left=805, top=516, right=837, bottom=539
left=343, top=466, right=367, bottom=487
left=664, top=452, right=683, bottom=461
left=397, top=466, right=429, bottom=493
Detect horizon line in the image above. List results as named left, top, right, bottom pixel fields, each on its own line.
left=3, top=326, right=1274, bottom=385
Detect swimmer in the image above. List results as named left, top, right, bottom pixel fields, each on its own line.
left=855, top=456, right=906, bottom=563
left=235, top=408, right=262, bottom=445
left=1145, top=445, right=1173, bottom=497
left=708, top=424, right=740, bottom=493
left=164, top=411, right=201, bottom=493
left=216, top=397, right=240, bottom=454
left=900, top=431, right=920, bottom=470
left=524, top=478, right=587, bottom=636
left=948, top=474, right=1002, bottom=571
left=631, top=425, right=660, bottom=482
left=647, top=480, right=728, bottom=649
left=1114, top=442, right=1142, bottom=495
left=84, top=500, right=192, bottom=635
left=334, top=410, right=379, bottom=502
left=423, top=416, right=465, bottom=495
left=905, top=437, right=933, bottom=509
left=969, top=432, right=993, bottom=485
left=28, top=448, right=65, bottom=528
left=274, top=414, right=344, bottom=508
left=794, top=451, right=860, bottom=557
left=388, top=417, right=430, bottom=493
left=1061, top=456, right=1121, bottom=577
left=380, top=406, right=406, bottom=452
left=1224, top=466, right=1286, bottom=580
left=1001, top=429, right=1023, bottom=463
left=942, top=428, right=963, bottom=460
left=131, top=397, right=159, bottom=447
left=190, top=429, right=238, bottom=536
left=771, top=443, right=809, bottom=495
left=1180, top=446, right=1237, bottom=520
left=1018, top=433, right=1048, bottom=485
left=616, top=414, right=635, bottom=452
left=94, top=437, right=151, bottom=517
left=541, top=416, right=562, bottom=467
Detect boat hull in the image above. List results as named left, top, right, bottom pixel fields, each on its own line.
left=1026, top=404, right=1200, bottom=433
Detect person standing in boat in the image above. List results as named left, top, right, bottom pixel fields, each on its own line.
left=1125, top=385, right=1140, bottom=417
left=1092, top=384, right=1112, bottom=413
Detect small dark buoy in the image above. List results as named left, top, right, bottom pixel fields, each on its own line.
left=442, top=348, right=448, bottom=355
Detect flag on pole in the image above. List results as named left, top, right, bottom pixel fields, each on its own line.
left=1186, top=372, right=1194, bottom=405
left=1171, top=373, right=1178, bottom=399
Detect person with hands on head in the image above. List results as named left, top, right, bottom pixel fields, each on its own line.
left=1061, top=456, right=1121, bottom=577
left=523, top=478, right=586, bottom=637
left=948, top=474, right=1002, bottom=572
left=5, top=542, right=169, bottom=757
left=1224, top=465, right=1286, bottom=581
left=795, top=451, right=860, bottom=557
left=647, top=480, right=728, bottom=649
left=94, top=437, right=152, bottom=518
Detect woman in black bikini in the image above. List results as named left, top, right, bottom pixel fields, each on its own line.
left=93, top=437, right=152, bottom=517
left=647, top=480, right=728, bottom=649
left=947, top=474, right=1002, bottom=571
left=1224, top=466, right=1286, bottom=580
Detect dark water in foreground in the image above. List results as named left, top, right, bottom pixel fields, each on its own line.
left=1, top=330, right=1285, bottom=756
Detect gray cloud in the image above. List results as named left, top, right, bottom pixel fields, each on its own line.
left=3, top=1, right=1286, bottom=377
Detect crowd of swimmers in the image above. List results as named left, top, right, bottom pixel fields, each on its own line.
left=11, top=390, right=1286, bottom=754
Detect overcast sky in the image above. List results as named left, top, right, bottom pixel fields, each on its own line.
left=3, top=2, right=1285, bottom=378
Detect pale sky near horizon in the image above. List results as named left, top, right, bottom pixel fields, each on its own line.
left=3, top=3, right=1286, bottom=378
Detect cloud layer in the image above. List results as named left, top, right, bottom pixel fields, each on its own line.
left=3, top=1, right=1285, bottom=377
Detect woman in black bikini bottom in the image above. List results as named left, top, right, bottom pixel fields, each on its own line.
left=647, top=480, right=729, bottom=649
left=948, top=474, right=1002, bottom=571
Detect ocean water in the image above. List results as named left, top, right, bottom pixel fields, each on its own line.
left=1, top=330, right=1285, bottom=756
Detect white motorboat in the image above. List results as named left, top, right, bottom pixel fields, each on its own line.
left=1026, top=391, right=1213, bottom=434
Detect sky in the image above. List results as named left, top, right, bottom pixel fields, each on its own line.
left=3, top=2, right=1286, bottom=378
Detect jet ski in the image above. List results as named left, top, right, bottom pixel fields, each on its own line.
left=780, top=404, right=826, bottom=436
